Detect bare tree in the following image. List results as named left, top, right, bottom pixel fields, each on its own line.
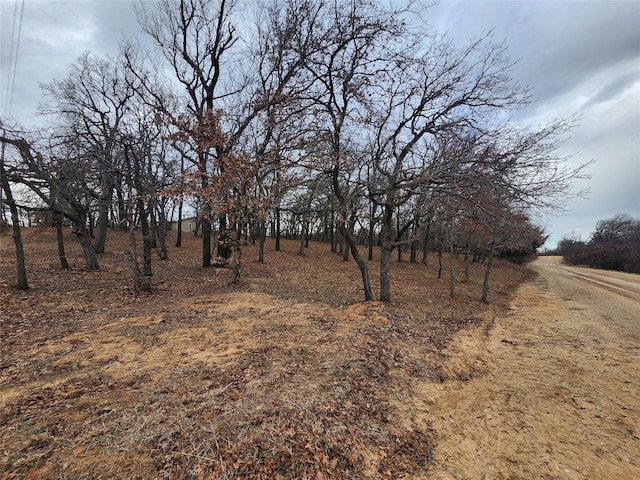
left=134, top=0, right=247, bottom=267
left=135, top=0, right=316, bottom=269
left=364, top=30, right=531, bottom=301
left=39, top=53, right=135, bottom=254
left=0, top=135, right=29, bottom=289
left=564, top=214, right=640, bottom=273
left=1, top=132, right=101, bottom=270
left=297, top=0, right=413, bottom=301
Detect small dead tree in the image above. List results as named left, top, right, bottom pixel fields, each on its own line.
left=0, top=131, right=100, bottom=271
left=0, top=142, right=29, bottom=290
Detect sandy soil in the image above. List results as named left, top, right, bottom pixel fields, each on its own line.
left=418, top=256, right=640, bottom=479
left=2, top=229, right=638, bottom=479
left=1, top=229, right=526, bottom=479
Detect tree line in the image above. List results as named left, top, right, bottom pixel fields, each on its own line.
left=557, top=214, right=640, bottom=273
left=1, top=0, right=587, bottom=301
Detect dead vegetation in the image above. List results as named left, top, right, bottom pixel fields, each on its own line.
left=1, top=228, right=531, bottom=479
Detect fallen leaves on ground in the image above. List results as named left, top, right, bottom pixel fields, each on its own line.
left=0, top=228, right=531, bottom=479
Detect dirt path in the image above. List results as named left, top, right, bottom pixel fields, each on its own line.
left=419, top=257, right=640, bottom=479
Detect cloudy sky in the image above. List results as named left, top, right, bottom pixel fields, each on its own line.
left=1, top=0, right=639, bottom=248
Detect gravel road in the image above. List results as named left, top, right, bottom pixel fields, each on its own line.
left=422, top=257, right=640, bottom=479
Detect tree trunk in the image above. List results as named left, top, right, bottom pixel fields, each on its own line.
left=258, top=218, right=265, bottom=263
left=422, top=223, right=430, bottom=265
left=449, top=221, right=456, bottom=298
left=481, top=243, right=495, bottom=303
left=94, top=171, right=112, bottom=254
left=437, top=247, right=443, bottom=279
left=54, top=212, right=70, bottom=270
left=129, top=224, right=141, bottom=291
left=149, top=201, right=159, bottom=250
left=379, top=206, right=394, bottom=302
left=339, top=224, right=373, bottom=301
left=88, top=212, right=95, bottom=239
left=331, top=163, right=371, bottom=301
left=298, top=232, right=305, bottom=255
left=368, top=229, right=375, bottom=260
left=137, top=199, right=153, bottom=278
left=305, top=220, right=310, bottom=247
left=116, top=184, right=128, bottom=231
left=341, top=230, right=350, bottom=261
left=464, top=241, right=471, bottom=282
left=1, top=163, right=29, bottom=290
left=194, top=216, right=201, bottom=236
left=449, top=241, right=455, bottom=298
left=176, top=154, right=185, bottom=246
left=275, top=207, right=281, bottom=251
left=368, top=202, right=376, bottom=261
left=329, top=209, right=336, bottom=253
left=197, top=151, right=213, bottom=266
left=202, top=217, right=212, bottom=267
left=74, top=221, right=99, bottom=271
left=410, top=214, right=419, bottom=263
left=232, top=228, right=242, bottom=284
left=216, top=215, right=231, bottom=259
left=380, top=242, right=392, bottom=302
left=155, top=203, right=169, bottom=260
left=396, top=210, right=402, bottom=262
left=298, top=211, right=308, bottom=256
left=124, top=176, right=142, bottom=291
left=176, top=197, right=183, bottom=247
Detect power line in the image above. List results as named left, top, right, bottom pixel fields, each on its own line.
left=3, top=0, right=25, bottom=118
left=8, top=0, right=25, bottom=117
left=3, top=1, right=19, bottom=115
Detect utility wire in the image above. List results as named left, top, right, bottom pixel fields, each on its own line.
left=3, top=0, right=25, bottom=118
left=9, top=0, right=26, bottom=117
left=3, top=1, right=19, bottom=115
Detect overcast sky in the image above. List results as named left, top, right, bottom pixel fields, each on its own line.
left=1, top=0, right=639, bottom=248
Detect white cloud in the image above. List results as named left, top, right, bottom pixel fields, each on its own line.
left=427, top=1, right=640, bottom=249
left=1, top=0, right=638, bottom=249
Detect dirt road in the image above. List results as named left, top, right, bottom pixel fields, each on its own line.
left=420, top=257, right=640, bottom=479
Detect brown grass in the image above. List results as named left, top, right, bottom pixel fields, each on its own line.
left=0, top=227, right=531, bottom=479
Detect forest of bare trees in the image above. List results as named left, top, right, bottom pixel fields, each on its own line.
left=1, top=0, right=587, bottom=300
left=558, top=214, right=640, bottom=273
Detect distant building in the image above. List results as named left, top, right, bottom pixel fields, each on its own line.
left=169, top=216, right=198, bottom=232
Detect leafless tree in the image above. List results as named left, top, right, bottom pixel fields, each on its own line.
left=364, top=30, right=531, bottom=301
left=134, top=0, right=318, bottom=269
left=39, top=53, right=135, bottom=254
left=563, top=214, right=640, bottom=273
left=296, top=0, right=413, bottom=301
left=134, top=0, right=242, bottom=266
left=0, top=133, right=29, bottom=289
left=0, top=129, right=101, bottom=270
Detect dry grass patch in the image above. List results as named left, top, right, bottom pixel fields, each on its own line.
left=1, top=228, right=531, bottom=479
